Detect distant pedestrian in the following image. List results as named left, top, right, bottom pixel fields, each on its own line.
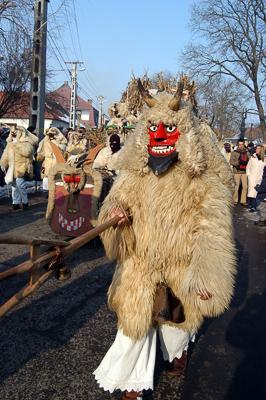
left=221, top=142, right=232, bottom=164
left=246, top=145, right=265, bottom=212
left=230, top=139, right=250, bottom=205
left=247, top=142, right=256, bottom=155
left=255, top=163, right=266, bottom=226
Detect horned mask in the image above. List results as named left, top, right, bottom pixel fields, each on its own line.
left=137, top=79, right=184, bottom=175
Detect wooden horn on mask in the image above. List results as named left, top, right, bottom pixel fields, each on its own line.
left=137, top=79, right=157, bottom=108
left=168, top=79, right=184, bottom=111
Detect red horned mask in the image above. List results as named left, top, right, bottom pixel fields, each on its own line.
left=148, top=122, right=180, bottom=157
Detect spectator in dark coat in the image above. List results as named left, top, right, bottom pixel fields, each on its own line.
left=230, top=139, right=250, bottom=205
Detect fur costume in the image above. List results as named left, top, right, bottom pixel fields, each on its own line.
left=66, top=131, right=88, bottom=156
left=0, top=126, right=38, bottom=181
left=98, top=90, right=236, bottom=341
left=108, top=102, right=139, bottom=130
left=37, top=127, right=67, bottom=177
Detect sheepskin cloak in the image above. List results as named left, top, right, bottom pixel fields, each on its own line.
left=98, top=96, right=236, bottom=341
left=0, top=130, right=38, bottom=180
left=37, top=130, right=67, bottom=177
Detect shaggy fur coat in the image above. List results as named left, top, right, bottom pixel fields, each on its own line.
left=37, top=128, right=67, bottom=177
left=66, top=132, right=88, bottom=155
left=0, top=128, right=38, bottom=180
left=99, top=95, right=236, bottom=341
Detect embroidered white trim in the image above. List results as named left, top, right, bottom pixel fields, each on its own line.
left=93, top=368, right=153, bottom=393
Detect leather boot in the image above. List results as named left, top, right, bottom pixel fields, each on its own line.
left=122, top=390, right=143, bottom=399
left=167, top=351, right=187, bottom=377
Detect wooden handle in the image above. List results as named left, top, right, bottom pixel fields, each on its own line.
left=0, top=236, right=69, bottom=247
left=0, top=216, right=121, bottom=317
left=0, top=216, right=120, bottom=281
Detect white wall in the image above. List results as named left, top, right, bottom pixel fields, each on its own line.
left=0, top=118, right=29, bottom=128
left=0, top=118, right=69, bottom=132
left=45, top=119, right=69, bottom=131
left=81, top=110, right=90, bottom=121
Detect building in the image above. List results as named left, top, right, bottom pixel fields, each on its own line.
left=49, top=82, right=99, bottom=129
left=0, top=82, right=100, bottom=132
left=0, top=92, right=69, bottom=132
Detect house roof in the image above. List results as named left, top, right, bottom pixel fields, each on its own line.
left=50, top=82, right=97, bottom=127
left=0, top=82, right=99, bottom=127
left=0, top=92, right=68, bottom=121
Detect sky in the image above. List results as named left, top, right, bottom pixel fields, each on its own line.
left=47, top=0, right=195, bottom=112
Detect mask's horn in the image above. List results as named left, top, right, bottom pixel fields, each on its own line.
left=137, top=79, right=157, bottom=108
left=168, top=79, right=184, bottom=111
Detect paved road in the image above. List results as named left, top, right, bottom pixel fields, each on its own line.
left=0, top=195, right=265, bottom=400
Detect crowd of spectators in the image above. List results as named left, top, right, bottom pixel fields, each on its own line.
left=222, top=139, right=266, bottom=226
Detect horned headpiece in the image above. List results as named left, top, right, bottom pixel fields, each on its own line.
left=111, top=74, right=205, bottom=177
left=137, top=78, right=184, bottom=111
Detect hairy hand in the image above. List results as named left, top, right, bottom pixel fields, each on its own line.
left=197, top=289, right=212, bottom=301
left=110, top=207, right=130, bottom=227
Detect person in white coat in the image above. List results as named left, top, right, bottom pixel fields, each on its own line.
left=246, top=145, right=265, bottom=212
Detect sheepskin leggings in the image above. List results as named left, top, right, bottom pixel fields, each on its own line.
left=11, top=178, right=28, bottom=205
left=93, top=325, right=194, bottom=393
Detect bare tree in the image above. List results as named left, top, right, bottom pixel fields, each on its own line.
left=197, top=76, right=247, bottom=139
left=0, top=0, right=33, bottom=117
left=182, top=0, right=266, bottom=141
left=0, top=0, right=33, bottom=40
left=0, top=33, right=32, bottom=117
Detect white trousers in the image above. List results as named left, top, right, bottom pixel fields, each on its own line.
left=11, top=177, right=28, bottom=205
left=93, top=325, right=194, bottom=393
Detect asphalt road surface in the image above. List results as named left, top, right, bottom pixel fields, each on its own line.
left=0, top=194, right=265, bottom=400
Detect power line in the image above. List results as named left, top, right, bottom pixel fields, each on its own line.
left=71, top=0, right=83, bottom=60
left=47, top=0, right=104, bottom=109
left=47, top=32, right=99, bottom=105
left=78, top=84, right=99, bottom=106
left=47, top=33, right=70, bottom=80
left=63, top=1, right=80, bottom=60
left=49, top=0, right=69, bottom=18
left=48, top=2, right=72, bottom=62
left=69, top=0, right=103, bottom=98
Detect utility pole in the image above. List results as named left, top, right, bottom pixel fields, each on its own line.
left=29, top=0, right=49, bottom=138
left=97, top=95, right=105, bottom=129
left=65, top=61, right=84, bottom=130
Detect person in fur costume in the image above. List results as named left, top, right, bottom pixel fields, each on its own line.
left=66, top=128, right=88, bottom=157
left=37, top=127, right=67, bottom=190
left=0, top=126, right=39, bottom=210
left=93, top=78, right=236, bottom=399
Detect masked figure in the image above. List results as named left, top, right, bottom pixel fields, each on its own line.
left=37, top=127, right=67, bottom=190
left=0, top=126, right=39, bottom=210
left=66, top=129, right=88, bottom=157
left=93, top=77, right=236, bottom=399
left=92, top=133, right=122, bottom=172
